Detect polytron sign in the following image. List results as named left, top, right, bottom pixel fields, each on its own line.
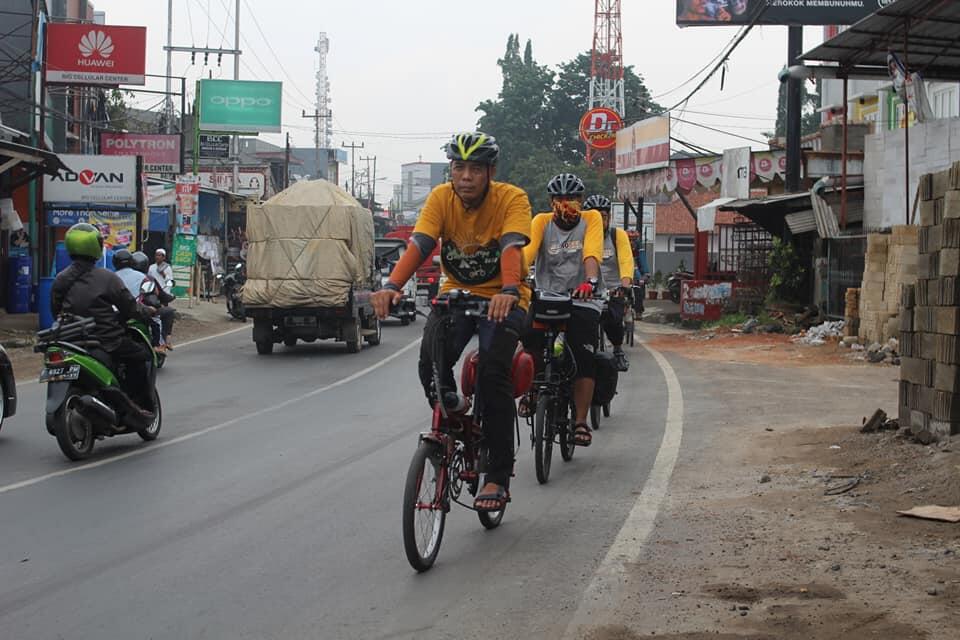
left=579, top=107, right=623, bottom=150
left=198, top=79, right=283, bottom=134
left=46, top=23, right=147, bottom=85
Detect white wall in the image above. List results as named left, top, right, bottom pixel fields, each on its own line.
left=863, top=117, right=960, bottom=230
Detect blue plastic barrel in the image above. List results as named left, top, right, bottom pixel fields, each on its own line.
left=38, top=276, right=55, bottom=329
left=6, top=255, right=32, bottom=313
left=54, top=241, right=71, bottom=274
left=101, top=248, right=116, bottom=272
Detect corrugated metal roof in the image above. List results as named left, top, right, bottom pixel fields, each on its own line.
left=802, top=0, right=960, bottom=81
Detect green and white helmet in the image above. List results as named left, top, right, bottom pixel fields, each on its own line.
left=444, top=132, right=500, bottom=165
left=64, top=223, right=104, bottom=260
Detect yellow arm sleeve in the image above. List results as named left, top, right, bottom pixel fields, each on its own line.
left=523, top=213, right=550, bottom=265
left=582, top=210, right=604, bottom=263
left=615, top=229, right=635, bottom=281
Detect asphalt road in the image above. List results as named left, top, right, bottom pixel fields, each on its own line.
left=0, top=320, right=668, bottom=640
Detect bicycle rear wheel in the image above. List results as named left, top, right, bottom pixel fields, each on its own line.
left=533, top=393, right=554, bottom=484
left=590, top=403, right=601, bottom=431
left=402, top=441, right=447, bottom=572
left=560, top=399, right=576, bottom=462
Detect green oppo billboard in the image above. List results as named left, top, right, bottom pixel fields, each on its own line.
left=197, top=79, right=283, bottom=134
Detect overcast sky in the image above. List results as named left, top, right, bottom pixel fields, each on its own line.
left=92, top=0, right=827, bottom=199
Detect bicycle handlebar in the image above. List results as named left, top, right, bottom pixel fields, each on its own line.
left=430, top=289, right=490, bottom=317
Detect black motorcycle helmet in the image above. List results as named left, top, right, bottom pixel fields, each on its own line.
left=547, top=173, right=585, bottom=198
left=112, top=248, right=133, bottom=270
left=131, top=251, right=150, bottom=274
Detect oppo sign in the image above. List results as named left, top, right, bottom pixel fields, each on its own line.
left=198, top=79, right=283, bottom=134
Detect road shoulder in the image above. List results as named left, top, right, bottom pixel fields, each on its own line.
left=583, top=334, right=959, bottom=640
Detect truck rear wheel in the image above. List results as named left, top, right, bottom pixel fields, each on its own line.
left=345, top=320, right=362, bottom=354
left=364, top=316, right=381, bottom=346
left=256, top=340, right=274, bottom=355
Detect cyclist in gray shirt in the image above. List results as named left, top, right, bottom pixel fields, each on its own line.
left=522, top=173, right=604, bottom=447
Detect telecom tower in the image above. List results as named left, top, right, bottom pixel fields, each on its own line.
left=588, top=0, right=624, bottom=169
left=315, top=33, right=332, bottom=150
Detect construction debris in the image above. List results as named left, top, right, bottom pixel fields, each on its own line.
left=896, top=505, right=960, bottom=523
left=793, top=320, right=846, bottom=345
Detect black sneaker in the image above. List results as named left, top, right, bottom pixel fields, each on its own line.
left=614, top=349, right=629, bottom=372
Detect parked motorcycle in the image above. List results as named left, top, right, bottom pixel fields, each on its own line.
left=35, top=294, right=162, bottom=461
left=0, top=344, right=16, bottom=433
left=219, top=262, right=246, bottom=321
left=666, top=269, right=694, bottom=304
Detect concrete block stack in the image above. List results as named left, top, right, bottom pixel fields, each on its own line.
left=898, top=163, right=960, bottom=441
left=858, top=227, right=918, bottom=345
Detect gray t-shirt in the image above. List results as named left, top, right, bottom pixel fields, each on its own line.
left=116, top=267, right=145, bottom=299
left=533, top=216, right=602, bottom=313
left=601, top=229, right=620, bottom=292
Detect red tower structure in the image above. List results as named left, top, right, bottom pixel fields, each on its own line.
left=587, top=0, right=625, bottom=169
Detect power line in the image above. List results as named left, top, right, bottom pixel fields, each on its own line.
left=671, top=115, right=778, bottom=148
left=241, top=0, right=317, bottom=109
left=659, top=1, right=772, bottom=115
left=190, top=0, right=315, bottom=115
left=650, top=25, right=747, bottom=101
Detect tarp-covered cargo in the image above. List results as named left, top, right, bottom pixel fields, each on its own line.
left=242, top=179, right=375, bottom=308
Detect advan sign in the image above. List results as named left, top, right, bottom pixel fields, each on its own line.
left=46, top=24, right=147, bottom=86
left=44, top=155, right=138, bottom=205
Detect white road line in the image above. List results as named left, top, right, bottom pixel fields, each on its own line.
left=562, top=339, right=685, bottom=639
left=0, top=338, right=422, bottom=496
left=14, top=325, right=250, bottom=389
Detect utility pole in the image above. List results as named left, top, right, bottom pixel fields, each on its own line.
left=302, top=109, right=332, bottom=179
left=232, top=0, right=240, bottom=193
left=342, top=141, right=364, bottom=196
left=284, top=132, right=291, bottom=189
left=164, top=3, right=242, bottom=172
left=165, top=0, right=174, bottom=133
left=785, top=26, right=803, bottom=193
left=361, top=155, right=376, bottom=208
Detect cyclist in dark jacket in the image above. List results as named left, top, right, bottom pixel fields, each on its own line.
left=51, top=223, right=157, bottom=416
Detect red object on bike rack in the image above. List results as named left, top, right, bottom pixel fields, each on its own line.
left=459, top=348, right=534, bottom=399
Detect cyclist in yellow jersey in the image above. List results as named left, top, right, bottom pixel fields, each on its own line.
left=521, top=173, right=603, bottom=447
left=372, top=132, right=531, bottom=512
left=584, top=194, right=635, bottom=371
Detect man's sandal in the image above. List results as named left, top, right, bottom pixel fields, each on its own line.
left=574, top=423, right=593, bottom=447
left=517, top=391, right=537, bottom=418
left=473, top=486, right=510, bottom=512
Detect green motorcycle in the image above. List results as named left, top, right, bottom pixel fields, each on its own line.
left=35, top=314, right=162, bottom=461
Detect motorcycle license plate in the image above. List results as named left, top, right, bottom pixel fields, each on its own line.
left=39, top=364, right=80, bottom=383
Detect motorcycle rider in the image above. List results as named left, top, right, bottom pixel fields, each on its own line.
left=371, top=131, right=531, bottom=513
left=133, top=251, right=175, bottom=350
left=584, top=194, right=635, bottom=372
left=522, top=174, right=603, bottom=447
left=113, top=248, right=145, bottom=298
left=51, top=223, right=157, bottom=422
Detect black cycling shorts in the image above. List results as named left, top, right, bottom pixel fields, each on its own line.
left=523, top=305, right=600, bottom=380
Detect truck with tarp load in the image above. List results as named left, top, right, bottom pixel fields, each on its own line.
left=242, top=180, right=380, bottom=354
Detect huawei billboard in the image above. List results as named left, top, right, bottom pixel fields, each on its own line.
left=46, top=23, right=147, bottom=85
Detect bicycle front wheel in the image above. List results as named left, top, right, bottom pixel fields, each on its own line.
left=402, top=441, right=447, bottom=572
left=534, top=393, right=555, bottom=484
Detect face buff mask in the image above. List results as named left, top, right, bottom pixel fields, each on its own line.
left=552, top=199, right=582, bottom=230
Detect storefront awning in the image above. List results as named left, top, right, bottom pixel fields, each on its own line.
left=0, top=140, right=69, bottom=191
left=696, top=197, right=736, bottom=232
left=801, top=0, right=960, bottom=82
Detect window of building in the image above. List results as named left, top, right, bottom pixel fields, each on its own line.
left=672, top=236, right=695, bottom=251
left=932, top=86, right=960, bottom=119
